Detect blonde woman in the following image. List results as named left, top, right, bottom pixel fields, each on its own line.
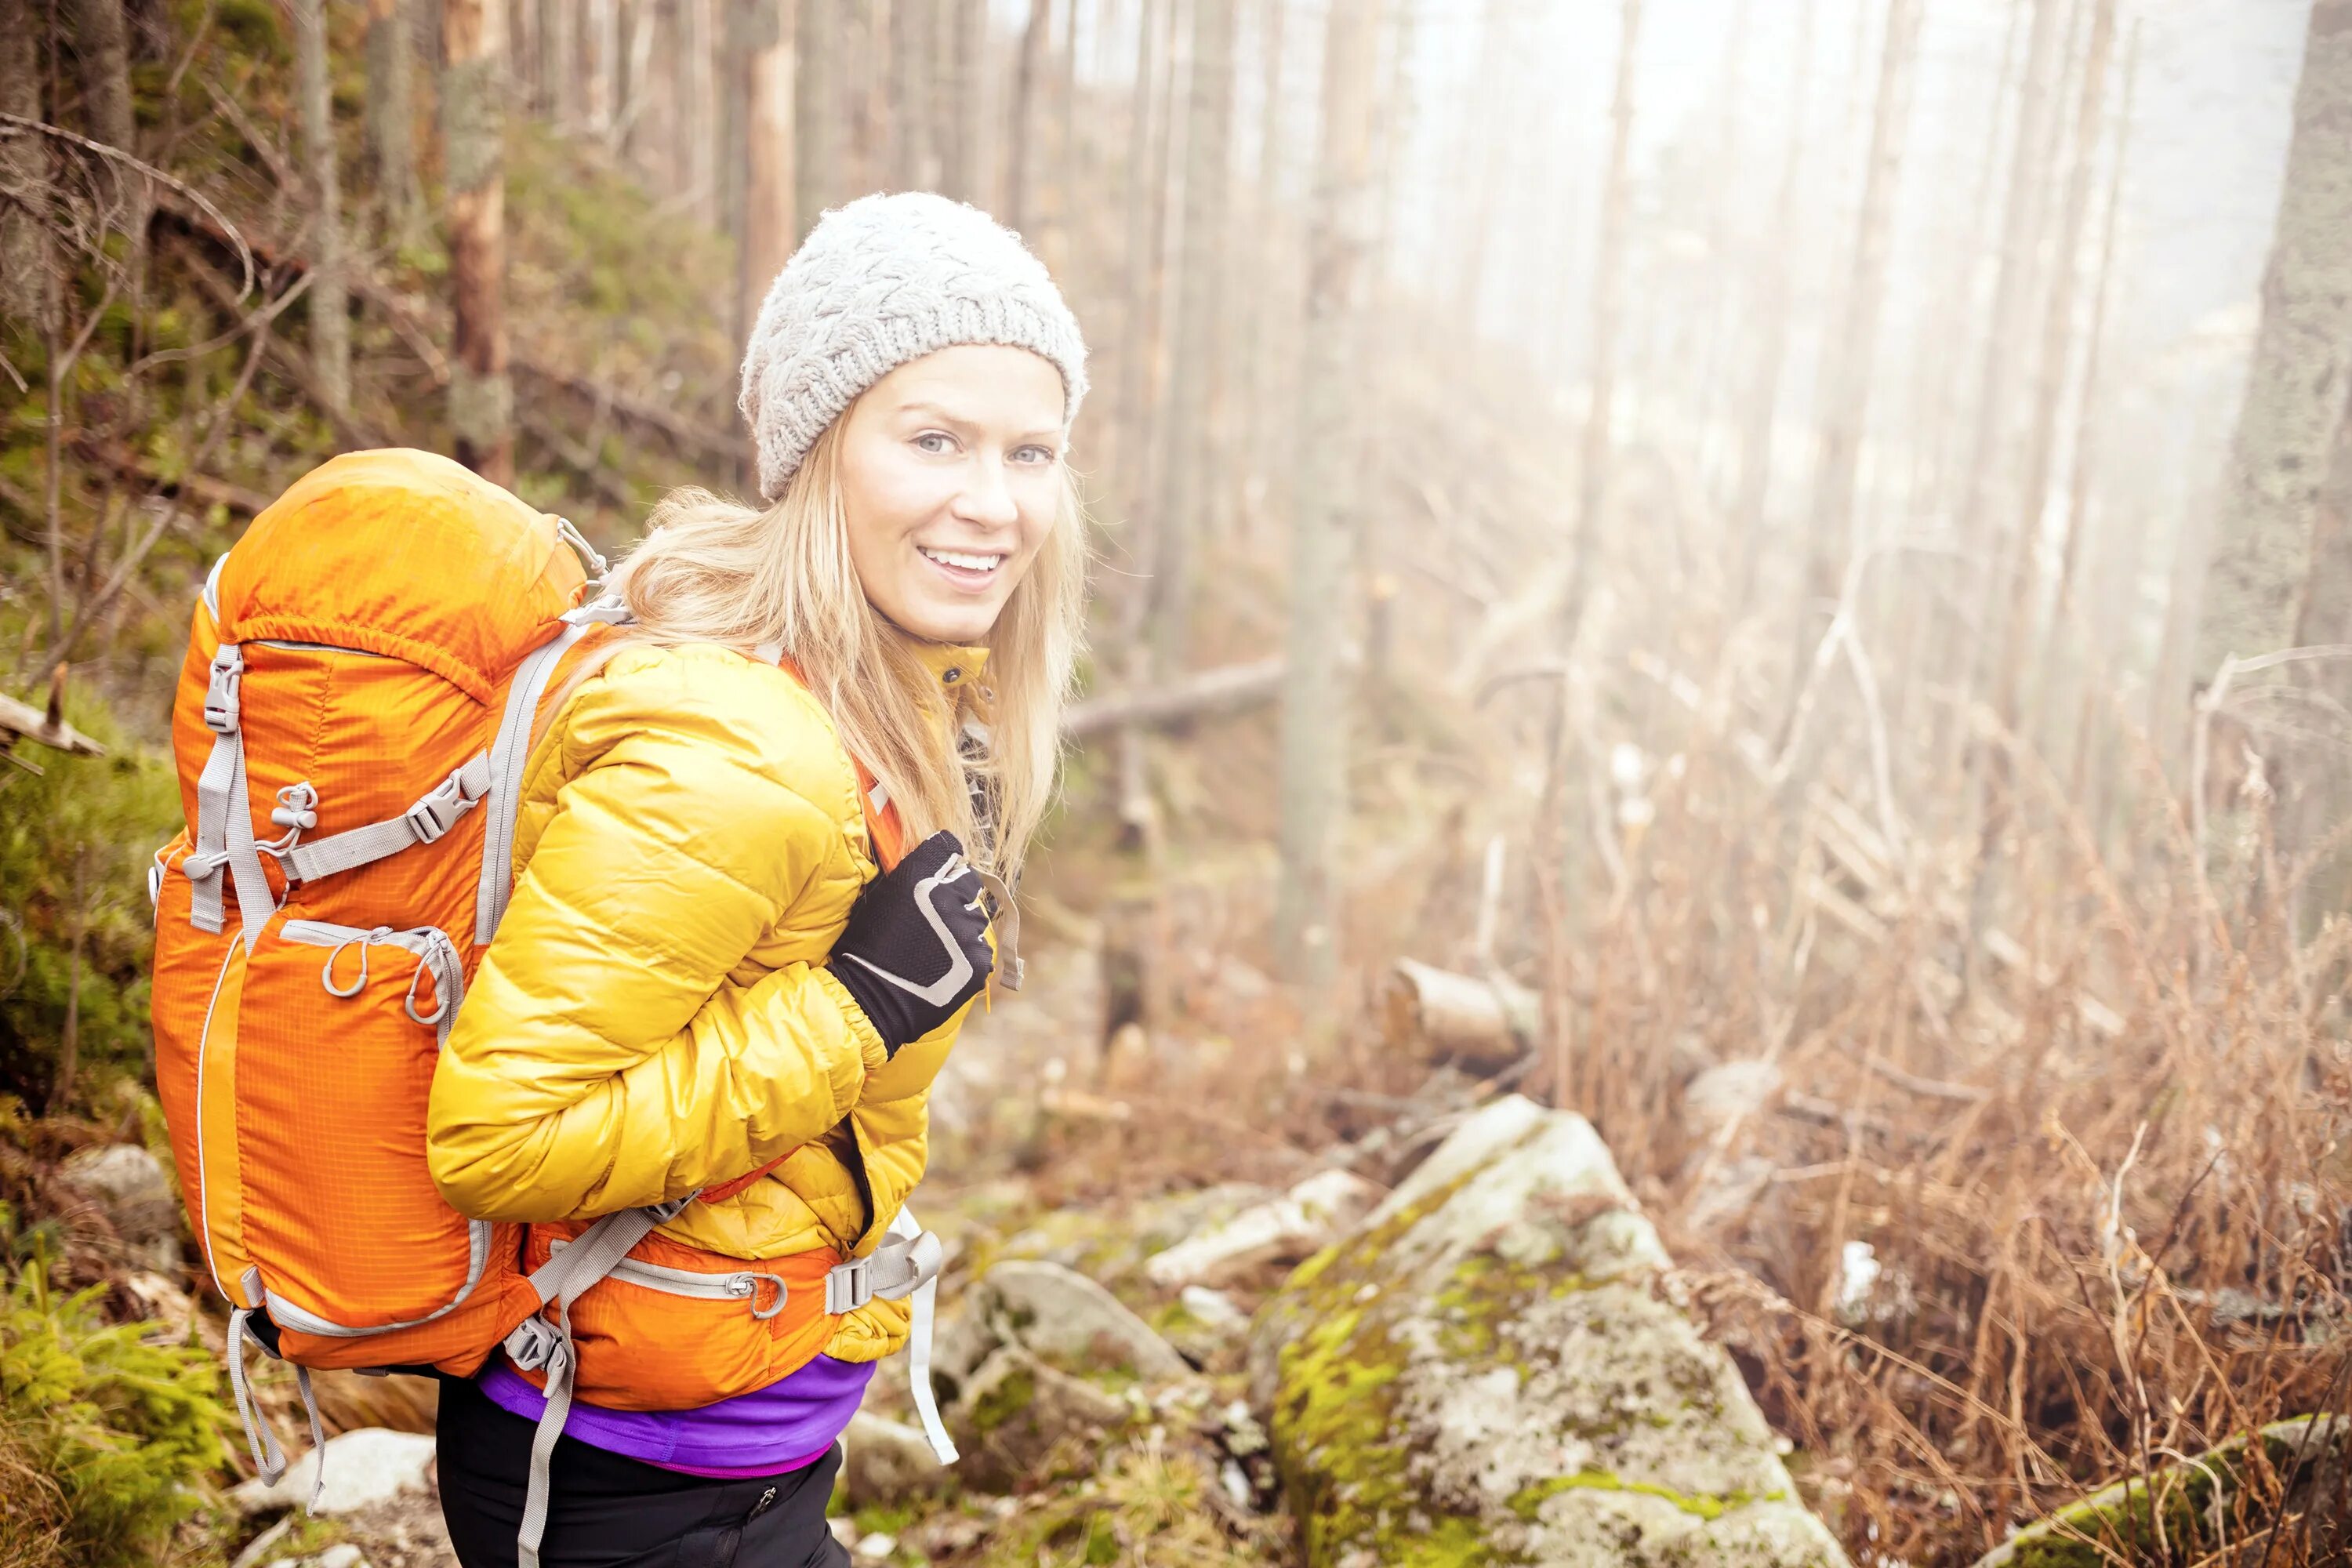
left=425, top=193, right=1087, bottom=1568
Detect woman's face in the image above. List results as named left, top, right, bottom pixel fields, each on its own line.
left=837, top=344, right=1066, bottom=646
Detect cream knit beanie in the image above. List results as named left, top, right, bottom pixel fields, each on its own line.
left=737, top=191, right=1090, bottom=502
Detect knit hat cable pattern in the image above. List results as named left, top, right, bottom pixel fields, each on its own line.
left=738, top=191, right=1091, bottom=501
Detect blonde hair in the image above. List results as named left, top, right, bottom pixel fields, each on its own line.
left=554, top=408, right=1087, bottom=882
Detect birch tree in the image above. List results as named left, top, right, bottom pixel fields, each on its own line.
left=444, top=0, right=514, bottom=485
left=294, top=0, right=351, bottom=414
left=2197, top=0, right=2352, bottom=678
left=1272, top=0, right=1379, bottom=985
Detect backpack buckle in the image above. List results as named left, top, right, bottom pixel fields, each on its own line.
left=204, top=648, right=243, bottom=734
left=404, top=768, right=484, bottom=844
left=825, top=1254, right=873, bottom=1316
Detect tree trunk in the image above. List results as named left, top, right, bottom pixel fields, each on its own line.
left=445, top=0, right=514, bottom=485
left=739, top=0, right=798, bottom=336
left=1729, top=0, right=1816, bottom=618
left=548, top=0, right=578, bottom=129
left=1004, top=0, right=1053, bottom=231
left=684, top=0, right=718, bottom=221
left=48, top=844, right=93, bottom=1116
left=1272, top=0, right=1378, bottom=987
left=0, top=0, right=50, bottom=329
left=893, top=0, right=938, bottom=189
left=369, top=0, right=426, bottom=249
left=2001, top=0, right=2117, bottom=731
left=295, top=0, right=352, bottom=415
left=1950, top=0, right=2066, bottom=708
left=1794, top=0, right=1922, bottom=708
left=1450, top=0, right=1511, bottom=331
left=1112, top=0, right=1163, bottom=489
left=1148, top=0, right=1236, bottom=673
left=2197, top=0, right=2352, bottom=680
left=1565, top=0, right=1641, bottom=650
left=794, top=0, right=840, bottom=241
left=587, top=0, right=619, bottom=138
left=940, top=0, right=988, bottom=204
left=64, top=0, right=141, bottom=263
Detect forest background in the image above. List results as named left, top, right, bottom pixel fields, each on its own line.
left=0, top=0, right=2347, bottom=1565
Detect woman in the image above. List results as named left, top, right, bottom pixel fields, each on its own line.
left=424, top=191, right=1088, bottom=1568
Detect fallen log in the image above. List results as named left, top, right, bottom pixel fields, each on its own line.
left=1381, top=957, right=1539, bottom=1073
left=1060, top=657, right=1283, bottom=740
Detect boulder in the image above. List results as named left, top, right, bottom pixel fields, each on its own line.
left=1144, top=1169, right=1385, bottom=1289
left=946, top=1345, right=1132, bottom=1493
left=942, top=1258, right=1192, bottom=1392
left=57, top=1142, right=180, bottom=1272
left=840, top=1410, right=951, bottom=1508
left=1250, top=1094, right=1849, bottom=1568
left=230, top=1428, right=437, bottom=1517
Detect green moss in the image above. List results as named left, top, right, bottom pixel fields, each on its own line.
left=967, top=1363, right=1037, bottom=1436
left=1506, top=1471, right=1788, bottom=1523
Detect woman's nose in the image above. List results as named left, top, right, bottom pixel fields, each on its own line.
left=956, top=457, right=1021, bottom=528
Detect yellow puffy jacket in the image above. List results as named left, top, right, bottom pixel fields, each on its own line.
left=426, top=637, right=985, bottom=1365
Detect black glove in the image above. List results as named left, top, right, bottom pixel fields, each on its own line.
left=826, top=831, right=994, bottom=1057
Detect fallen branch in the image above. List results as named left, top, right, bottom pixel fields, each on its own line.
left=1062, top=657, right=1285, bottom=740
left=514, top=356, right=749, bottom=465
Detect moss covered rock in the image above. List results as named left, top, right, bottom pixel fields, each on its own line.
left=947, top=1344, right=1134, bottom=1494
left=1969, top=1415, right=2350, bottom=1567
left=1250, top=1095, right=1847, bottom=1567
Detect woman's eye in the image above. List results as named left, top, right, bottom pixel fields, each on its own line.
left=1014, top=445, right=1055, bottom=465
left=915, top=433, right=956, bottom=455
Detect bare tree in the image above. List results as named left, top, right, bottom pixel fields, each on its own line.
left=1565, top=0, right=1642, bottom=648
left=1005, top=0, right=1054, bottom=230
left=62, top=0, right=141, bottom=270
left=0, top=0, right=49, bottom=328
left=445, top=0, right=514, bottom=485
left=1998, top=0, right=2117, bottom=728
left=1794, top=0, right=1922, bottom=715
left=369, top=0, right=426, bottom=249
left=740, top=0, right=799, bottom=333
left=1272, top=0, right=1379, bottom=986
left=548, top=0, right=579, bottom=129
left=1949, top=0, right=2065, bottom=711
left=2197, top=0, right=2352, bottom=679
left=294, top=0, right=351, bottom=414
left=1730, top=0, right=1817, bottom=617
left=794, top=0, right=841, bottom=241
left=684, top=0, right=718, bottom=221
left=1149, top=0, right=1236, bottom=671
left=940, top=0, right=989, bottom=204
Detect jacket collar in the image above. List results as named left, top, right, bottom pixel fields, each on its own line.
left=909, top=641, right=991, bottom=700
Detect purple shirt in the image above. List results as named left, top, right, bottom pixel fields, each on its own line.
left=478, top=1352, right=875, bottom=1478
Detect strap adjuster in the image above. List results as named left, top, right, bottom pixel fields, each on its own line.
left=826, top=1255, right=873, bottom=1315
left=203, top=648, right=243, bottom=734
left=503, top=1315, right=565, bottom=1373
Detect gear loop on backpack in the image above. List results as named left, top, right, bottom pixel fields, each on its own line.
left=321, top=926, right=394, bottom=997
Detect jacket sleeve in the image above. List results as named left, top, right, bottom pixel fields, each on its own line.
left=426, top=652, right=887, bottom=1223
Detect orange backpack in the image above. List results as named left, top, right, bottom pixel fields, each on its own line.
left=148, top=452, right=956, bottom=1559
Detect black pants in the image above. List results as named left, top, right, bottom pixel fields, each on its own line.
left=435, top=1375, right=850, bottom=1568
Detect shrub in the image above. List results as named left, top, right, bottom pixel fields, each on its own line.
left=0, top=1238, right=231, bottom=1568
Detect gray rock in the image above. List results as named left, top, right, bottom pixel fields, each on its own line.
left=1250, top=1094, right=1849, bottom=1567
left=230, top=1428, right=436, bottom=1517
left=839, top=1410, right=949, bottom=1508
left=947, top=1344, right=1131, bottom=1493
left=954, top=1258, right=1192, bottom=1384
left=1145, top=1169, right=1385, bottom=1289
left=57, top=1143, right=180, bottom=1272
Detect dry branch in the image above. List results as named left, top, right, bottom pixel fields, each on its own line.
left=1062, top=657, right=1286, bottom=740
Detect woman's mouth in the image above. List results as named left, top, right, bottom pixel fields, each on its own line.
left=917, top=544, right=1006, bottom=590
